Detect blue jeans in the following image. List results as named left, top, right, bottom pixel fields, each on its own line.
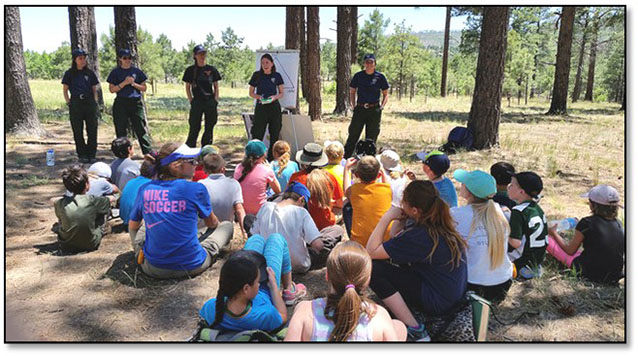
left=243, top=233, right=292, bottom=288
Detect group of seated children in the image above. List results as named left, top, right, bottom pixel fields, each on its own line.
left=53, top=134, right=624, bottom=342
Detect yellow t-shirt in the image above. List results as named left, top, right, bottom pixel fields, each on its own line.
left=323, top=164, right=345, bottom=190
left=350, top=182, right=393, bottom=247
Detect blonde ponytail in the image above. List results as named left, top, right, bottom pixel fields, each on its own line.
left=468, top=199, right=509, bottom=270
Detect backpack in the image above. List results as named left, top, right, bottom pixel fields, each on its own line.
left=440, top=126, right=474, bottom=154
left=188, top=317, right=287, bottom=342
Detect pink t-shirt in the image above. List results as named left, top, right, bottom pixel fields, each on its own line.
left=233, top=163, right=276, bottom=215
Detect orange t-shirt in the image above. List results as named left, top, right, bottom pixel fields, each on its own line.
left=290, top=170, right=343, bottom=231
left=350, top=182, right=392, bottom=246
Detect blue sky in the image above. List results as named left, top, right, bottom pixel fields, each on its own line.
left=19, top=6, right=466, bottom=53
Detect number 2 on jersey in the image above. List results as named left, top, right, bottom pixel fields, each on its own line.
left=527, top=216, right=547, bottom=248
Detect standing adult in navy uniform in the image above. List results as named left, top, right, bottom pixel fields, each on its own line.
left=107, top=49, right=152, bottom=155
left=344, top=54, right=390, bottom=159
left=248, top=53, right=284, bottom=161
left=183, top=45, right=222, bottom=148
left=62, top=49, right=100, bottom=163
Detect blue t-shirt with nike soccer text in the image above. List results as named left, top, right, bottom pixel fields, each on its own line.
left=130, top=179, right=212, bottom=270
left=349, top=70, right=389, bottom=104
left=106, top=66, right=148, bottom=98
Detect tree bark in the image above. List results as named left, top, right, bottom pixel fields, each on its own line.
left=114, top=6, right=139, bottom=68
left=350, top=7, right=358, bottom=64
left=584, top=8, right=600, bottom=101
left=548, top=6, right=576, bottom=114
left=300, top=7, right=308, bottom=100
left=306, top=7, right=322, bottom=121
left=571, top=12, right=589, bottom=103
left=5, top=7, right=43, bottom=136
left=441, top=6, right=451, bottom=97
left=467, top=7, right=509, bottom=150
left=334, top=6, right=353, bottom=115
left=69, top=6, right=104, bottom=108
left=286, top=6, right=303, bottom=114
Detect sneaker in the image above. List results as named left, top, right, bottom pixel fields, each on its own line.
left=282, top=282, right=307, bottom=306
left=407, top=324, right=431, bottom=342
left=519, top=265, right=543, bottom=279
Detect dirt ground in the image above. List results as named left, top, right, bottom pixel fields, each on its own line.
left=4, top=121, right=625, bottom=342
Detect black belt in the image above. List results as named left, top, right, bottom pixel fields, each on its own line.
left=357, top=102, right=379, bottom=108
left=72, top=93, right=92, bottom=100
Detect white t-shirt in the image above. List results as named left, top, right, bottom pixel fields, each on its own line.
left=451, top=204, right=513, bottom=286
left=251, top=202, right=321, bottom=273
left=389, top=174, right=408, bottom=207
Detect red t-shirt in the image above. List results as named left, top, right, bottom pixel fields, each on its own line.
left=289, top=169, right=343, bottom=230
left=192, top=165, right=208, bottom=182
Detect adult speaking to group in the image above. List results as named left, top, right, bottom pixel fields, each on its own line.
left=183, top=45, right=222, bottom=148
left=248, top=53, right=284, bottom=161
left=62, top=48, right=100, bottom=163
left=107, top=49, right=152, bottom=155
left=344, top=54, right=389, bottom=159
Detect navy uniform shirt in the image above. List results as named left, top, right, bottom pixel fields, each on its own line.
left=61, top=68, right=99, bottom=99
left=106, top=66, right=148, bottom=99
left=182, top=64, right=222, bottom=99
left=349, top=70, right=389, bottom=104
left=249, top=71, right=284, bottom=99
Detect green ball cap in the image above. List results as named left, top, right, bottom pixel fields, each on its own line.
left=245, top=139, right=267, bottom=157
left=453, top=169, right=497, bottom=199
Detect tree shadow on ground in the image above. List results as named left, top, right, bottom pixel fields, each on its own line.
left=393, top=111, right=468, bottom=124
left=33, top=241, right=88, bottom=257
left=392, top=109, right=605, bottom=126
left=100, top=251, right=194, bottom=289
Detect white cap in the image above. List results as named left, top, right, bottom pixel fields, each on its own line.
left=87, top=162, right=111, bottom=178
left=378, top=150, right=402, bottom=172
left=580, top=185, right=622, bottom=207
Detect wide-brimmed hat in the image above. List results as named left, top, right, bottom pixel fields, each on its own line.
left=296, top=143, right=329, bottom=167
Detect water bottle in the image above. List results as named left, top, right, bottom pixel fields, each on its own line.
left=549, top=217, right=578, bottom=232
left=46, top=149, right=55, bottom=166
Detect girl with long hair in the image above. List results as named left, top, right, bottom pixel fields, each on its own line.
left=62, top=48, right=100, bottom=163
left=270, top=140, right=299, bottom=191
left=128, top=142, right=232, bottom=279
left=366, top=180, right=468, bottom=341
left=285, top=241, right=407, bottom=341
left=233, top=140, right=281, bottom=215
left=248, top=53, right=285, bottom=161
left=451, top=169, right=513, bottom=304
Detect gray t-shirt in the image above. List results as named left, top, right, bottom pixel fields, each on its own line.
left=198, top=174, right=243, bottom=222
left=87, top=177, right=114, bottom=197
left=111, top=158, right=140, bottom=191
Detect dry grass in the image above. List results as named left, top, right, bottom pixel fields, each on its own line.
left=5, top=82, right=625, bottom=342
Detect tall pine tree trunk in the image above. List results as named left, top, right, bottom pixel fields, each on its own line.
left=548, top=6, right=575, bottom=115
left=5, top=6, right=43, bottom=136
left=441, top=6, right=451, bottom=97
left=285, top=6, right=303, bottom=114
left=306, top=7, right=322, bottom=121
left=350, top=7, right=358, bottom=64
left=584, top=8, right=600, bottom=101
left=334, top=7, right=353, bottom=115
left=300, top=8, right=308, bottom=100
left=571, top=13, right=589, bottom=103
left=467, top=7, right=509, bottom=150
left=69, top=6, right=104, bottom=108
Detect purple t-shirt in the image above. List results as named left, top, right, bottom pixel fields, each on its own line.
left=130, top=179, right=212, bottom=270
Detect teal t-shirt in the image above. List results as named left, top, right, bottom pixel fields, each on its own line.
left=434, top=177, right=458, bottom=208
left=199, top=289, right=283, bottom=332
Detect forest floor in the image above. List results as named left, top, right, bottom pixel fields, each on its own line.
left=4, top=82, right=625, bottom=342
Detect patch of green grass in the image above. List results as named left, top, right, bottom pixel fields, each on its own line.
left=20, top=175, right=54, bottom=188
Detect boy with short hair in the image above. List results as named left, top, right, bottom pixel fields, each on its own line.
left=110, top=137, right=140, bottom=191
left=323, top=140, right=346, bottom=189
left=54, top=165, right=116, bottom=252
left=412, top=150, right=458, bottom=208
left=507, top=171, right=548, bottom=279
left=198, top=153, right=247, bottom=239
left=490, top=161, right=517, bottom=209
left=343, top=155, right=392, bottom=246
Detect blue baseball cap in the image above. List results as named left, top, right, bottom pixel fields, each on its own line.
left=160, top=144, right=201, bottom=166
left=72, top=49, right=87, bottom=58
left=363, top=53, right=376, bottom=62
left=453, top=169, right=497, bottom=199
left=193, top=44, right=206, bottom=54
left=118, top=49, right=131, bottom=58
left=285, top=181, right=311, bottom=203
left=416, top=150, right=450, bottom=176
left=245, top=140, right=267, bottom=157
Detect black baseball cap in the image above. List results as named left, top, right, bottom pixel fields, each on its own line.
left=363, top=53, right=376, bottom=62
left=72, top=49, right=87, bottom=58
left=193, top=44, right=206, bottom=54
left=514, top=172, right=543, bottom=199
left=118, top=49, right=131, bottom=58
left=490, top=162, right=515, bottom=185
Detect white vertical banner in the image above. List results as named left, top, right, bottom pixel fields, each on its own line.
left=255, top=50, right=300, bottom=110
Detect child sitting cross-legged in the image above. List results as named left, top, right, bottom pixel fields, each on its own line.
left=234, top=140, right=281, bottom=215
left=343, top=155, right=393, bottom=247
left=199, top=233, right=306, bottom=332
left=547, top=185, right=625, bottom=284
left=284, top=241, right=407, bottom=341
left=54, top=165, right=117, bottom=252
